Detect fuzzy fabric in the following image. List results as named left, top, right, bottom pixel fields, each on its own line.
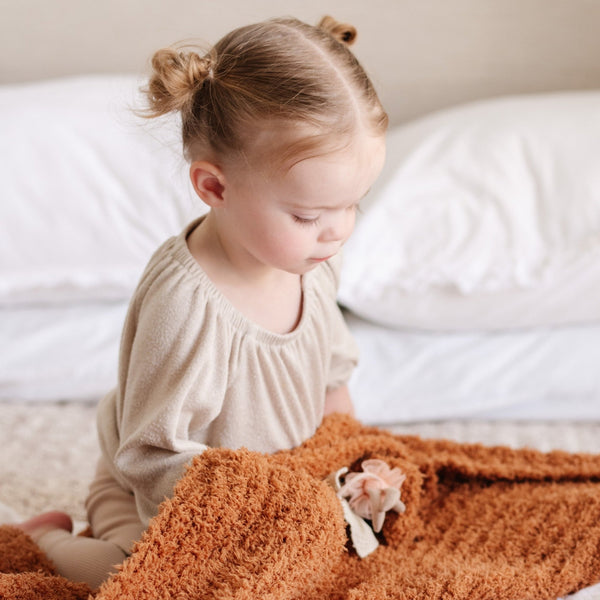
left=3, top=414, right=600, bottom=599
left=0, top=526, right=92, bottom=600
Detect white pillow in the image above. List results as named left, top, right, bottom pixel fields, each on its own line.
left=338, top=91, right=600, bottom=330
left=0, top=76, right=204, bottom=306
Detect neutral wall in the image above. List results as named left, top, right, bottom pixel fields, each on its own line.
left=2, top=0, right=600, bottom=125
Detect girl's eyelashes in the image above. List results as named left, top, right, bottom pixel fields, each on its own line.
left=293, top=215, right=320, bottom=226
left=292, top=204, right=360, bottom=226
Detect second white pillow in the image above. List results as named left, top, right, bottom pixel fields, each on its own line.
left=339, top=91, right=600, bottom=330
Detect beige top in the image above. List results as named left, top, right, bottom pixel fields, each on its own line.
left=97, top=218, right=358, bottom=525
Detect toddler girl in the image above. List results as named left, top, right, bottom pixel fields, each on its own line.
left=16, top=15, right=387, bottom=589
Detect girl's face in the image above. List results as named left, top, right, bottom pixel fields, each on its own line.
left=219, top=132, right=386, bottom=275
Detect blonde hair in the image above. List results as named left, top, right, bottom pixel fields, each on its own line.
left=144, top=16, right=388, bottom=165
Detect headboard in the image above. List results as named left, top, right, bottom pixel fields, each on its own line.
left=2, top=0, right=600, bottom=126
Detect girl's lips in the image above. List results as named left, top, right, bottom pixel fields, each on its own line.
left=310, top=255, right=334, bottom=263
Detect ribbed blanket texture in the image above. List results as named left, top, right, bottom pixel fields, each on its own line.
left=2, top=414, right=600, bottom=599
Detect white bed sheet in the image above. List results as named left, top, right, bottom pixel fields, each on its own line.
left=0, top=302, right=126, bottom=401
left=3, top=301, right=600, bottom=429
left=346, top=311, right=600, bottom=424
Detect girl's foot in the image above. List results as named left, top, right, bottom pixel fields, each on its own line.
left=14, top=510, right=73, bottom=542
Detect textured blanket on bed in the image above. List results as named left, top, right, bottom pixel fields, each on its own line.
left=3, top=414, right=600, bottom=600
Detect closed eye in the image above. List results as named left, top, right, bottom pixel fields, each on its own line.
left=293, top=215, right=320, bottom=226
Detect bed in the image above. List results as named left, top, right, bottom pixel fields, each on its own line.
left=1, top=1, right=600, bottom=598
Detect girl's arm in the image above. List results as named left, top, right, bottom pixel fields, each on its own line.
left=321, top=255, right=358, bottom=419
left=324, top=384, right=355, bottom=417
left=104, top=247, right=228, bottom=526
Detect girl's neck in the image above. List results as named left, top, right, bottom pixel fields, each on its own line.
left=186, top=214, right=304, bottom=334
left=187, top=213, right=282, bottom=284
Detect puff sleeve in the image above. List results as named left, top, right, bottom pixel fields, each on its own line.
left=98, top=241, right=230, bottom=525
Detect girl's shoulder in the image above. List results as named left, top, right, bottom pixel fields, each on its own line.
left=142, top=220, right=207, bottom=285
left=129, top=218, right=219, bottom=321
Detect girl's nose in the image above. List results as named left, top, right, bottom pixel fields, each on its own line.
left=319, top=211, right=355, bottom=243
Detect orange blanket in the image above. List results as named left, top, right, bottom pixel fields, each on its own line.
left=3, top=415, right=600, bottom=599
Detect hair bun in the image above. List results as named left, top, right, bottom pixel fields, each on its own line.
left=318, top=15, right=357, bottom=46
left=145, top=47, right=213, bottom=116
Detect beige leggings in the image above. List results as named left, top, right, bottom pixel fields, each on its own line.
left=36, top=457, right=146, bottom=590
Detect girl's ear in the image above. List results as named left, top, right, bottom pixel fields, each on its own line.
left=189, top=161, right=226, bottom=206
